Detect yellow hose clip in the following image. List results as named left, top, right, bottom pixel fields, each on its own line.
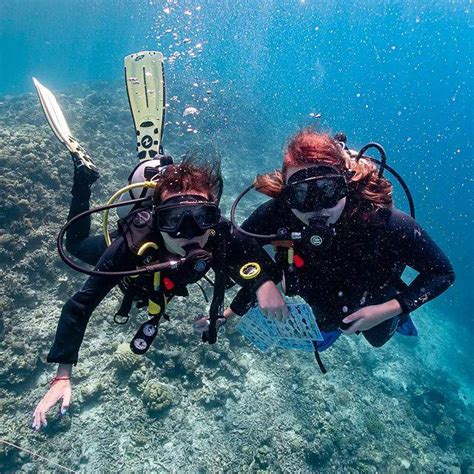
left=288, top=247, right=294, bottom=265
left=239, top=262, right=262, bottom=280
left=137, top=242, right=166, bottom=316
left=102, top=181, right=157, bottom=246
left=148, top=271, right=165, bottom=315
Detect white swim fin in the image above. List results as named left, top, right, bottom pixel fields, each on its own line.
left=124, top=51, right=166, bottom=161
left=32, top=77, right=98, bottom=173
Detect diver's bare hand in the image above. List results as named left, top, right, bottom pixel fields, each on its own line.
left=32, top=378, right=71, bottom=430
left=256, top=280, right=289, bottom=321
left=192, top=315, right=227, bottom=334
left=341, top=300, right=402, bottom=334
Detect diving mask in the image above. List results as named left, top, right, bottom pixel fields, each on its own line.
left=284, top=165, right=348, bottom=213
left=155, top=195, right=221, bottom=239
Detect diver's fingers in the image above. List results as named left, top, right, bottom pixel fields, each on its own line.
left=265, top=307, right=273, bottom=319
left=61, top=389, right=71, bottom=414
left=269, top=308, right=280, bottom=321
left=40, top=393, right=62, bottom=424
left=40, top=408, right=48, bottom=428
left=32, top=406, right=42, bottom=430
left=33, top=401, right=48, bottom=430
left=342, top=310, right=363, bottom=324
left=342, top=320, right=362, bottom=335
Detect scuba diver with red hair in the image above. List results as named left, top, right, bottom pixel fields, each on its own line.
left=230, top=128, right=455, bottom=365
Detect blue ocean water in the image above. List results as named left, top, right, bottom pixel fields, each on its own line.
left=0, top=0, right=473, bottom=471
left=1, top=0, right=471, bottom=314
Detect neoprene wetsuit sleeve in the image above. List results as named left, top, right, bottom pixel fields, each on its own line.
left=239, top=199, right=279, bottom=235
left=225, top=210, right=281, bottom=315
left=218, top=222, right=279, bottom=316
left=47, top=236, right=134, bottom=365
left=386, top=210, right=455, bottom=314
left=228, top=203, right=282, bottom=316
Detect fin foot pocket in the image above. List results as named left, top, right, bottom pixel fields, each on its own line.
left=72, top=152, right=99, bottom=186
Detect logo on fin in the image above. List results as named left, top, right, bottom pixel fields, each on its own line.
left=141, top=135, right=153, bottom=149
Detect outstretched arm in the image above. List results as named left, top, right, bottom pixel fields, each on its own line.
left=47, top=236, right=133, bottom=365
left=33, top=236, right=134, bottom=429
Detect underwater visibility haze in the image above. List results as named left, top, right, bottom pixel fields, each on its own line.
left=0, top=0, right=473, bottom=472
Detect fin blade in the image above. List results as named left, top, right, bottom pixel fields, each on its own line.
left=33, top=77, right=72, bottom=145
left=32, top=77, right=98, bottom=173
left=124, top=51, right=166, bottom=161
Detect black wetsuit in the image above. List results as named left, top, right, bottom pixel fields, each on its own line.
left=232, top=198, right=455, bottom=347
left=65, top=178, right=108, bottom=265
left=48, top=186, right=276, bottom=365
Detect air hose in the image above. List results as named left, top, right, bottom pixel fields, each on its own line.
left=57, top=181, right=211, bottom=277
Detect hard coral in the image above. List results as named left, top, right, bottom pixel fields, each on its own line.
left=142, top=381, right=173, bottom=415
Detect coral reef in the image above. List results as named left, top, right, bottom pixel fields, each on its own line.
left=0, top=85, right=472, bottom=473
left=111, top=343, right=142, bottom=373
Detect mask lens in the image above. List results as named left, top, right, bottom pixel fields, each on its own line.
left=156, top=203, right=219, bottom=232
left=286, top=175, right=346, bottom=212
left=312, top=177, right=345, bottom=207
left=192, top=205, right=219, bottom=228
left=286, top=182, right=308, bottom=208
left=157, top=207, right=184, bottom=232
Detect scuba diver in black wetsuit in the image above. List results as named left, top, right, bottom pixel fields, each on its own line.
left=32, top=157, right=286, bottom=430
left=31, top=52, right=287, bottom=429
left=229, top=129, right=455, bottom=363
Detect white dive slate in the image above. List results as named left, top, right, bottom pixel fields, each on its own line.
left=236, top=303, right=323, bottom=353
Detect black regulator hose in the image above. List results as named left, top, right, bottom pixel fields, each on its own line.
left=355, top=142, right=387, bottom=177
left=57, top=197, right=212, bottom=277
left=355, top=142, right=415, bottom=218
left=230, top=184, right=284, bottom=242
left=365, top=157, right=415, bottom=219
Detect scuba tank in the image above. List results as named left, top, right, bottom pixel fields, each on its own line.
left=116, top=155, right=173, bottom=218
